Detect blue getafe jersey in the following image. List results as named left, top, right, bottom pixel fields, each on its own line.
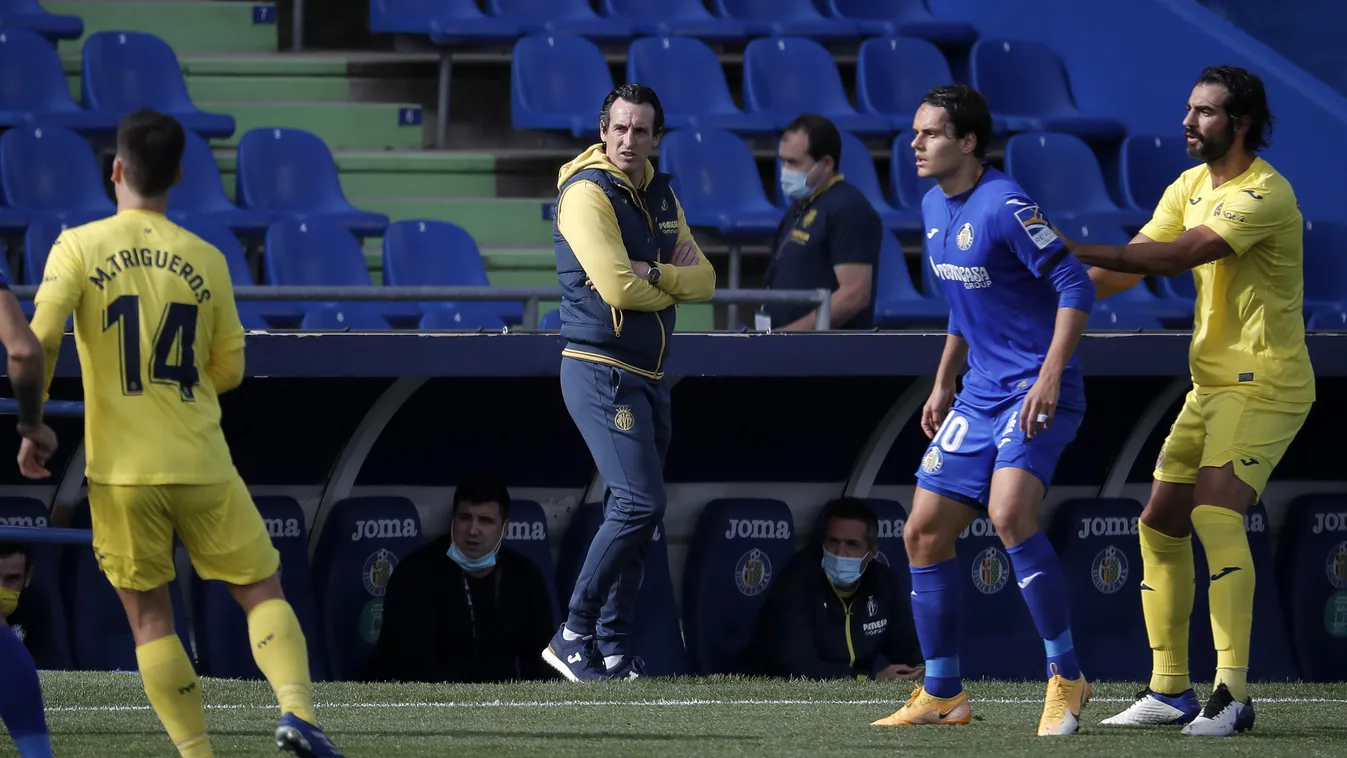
left=921, top=167, right=1094, bottom=411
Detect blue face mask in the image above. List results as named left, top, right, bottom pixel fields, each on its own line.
left=448, top=527, right=503, bottom=573
left=822, top=548, right=870, bottom=588
left=780, top=163, right=817, bottom=201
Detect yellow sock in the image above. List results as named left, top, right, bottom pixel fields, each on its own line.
left=248, top=598, right=316, bottom=724
left=1191, top=504, right=1254, bottom=702
left=136, top=635, right=213, bottom=758
left=1139, top=521, right=1195, bottom=695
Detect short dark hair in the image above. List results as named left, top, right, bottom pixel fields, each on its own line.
left=115, top=109, right=185, bottom=197
left=820, top=497, right=878, bottom=547
left=784, top=113, right=842, bottom=168
left=0, top=543, right=29, bottom=566
left=452, top=477, right=511, bottom=521
left=600, top=83, right=665, bottom=135
left=1195, top=65, right=1273, bottom=153
left=921, top=84, right=994, bottom=159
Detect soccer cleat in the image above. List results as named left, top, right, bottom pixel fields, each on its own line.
left=1037, top=664, right=1091, bottom=736
left=1100, top=687, right=1201, bottom=726
left=1181, top=683, right=1255, bottom=736
left=275, top=713, right=343, bottom=758
left=870, top=687, right=971, bottom=726
left=604, top=655, right=646, bottom=680
left=541, top=626, right=607, bottom=682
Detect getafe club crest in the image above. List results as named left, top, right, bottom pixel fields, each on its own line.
left=956, top=222, right=975, bottom=251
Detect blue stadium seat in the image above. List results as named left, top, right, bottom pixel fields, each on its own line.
left=1047, top=498, right=1149, bottom=682
left=540, top=309, right=562, bottom=330
left=1087, top=303, right=1164, bottom=331
left=873, top=230, right=947, bottom=329
left=603, top=0, right=747, bottom=42
left=168, top=130, right=273, bottom=235
left=840, top=130, right=920, bottom=230
left=382, top=219, right=522, bottom=326
left=1275, top=493, right=1347, bottom=681
left=1189, top=502, right=1298, bottom=683
left=1303, top=219, right=1347, bottom=314
left=301, top=304, right=392, bottom=331
left=1156, top=269, right=1196, bottom=311
left=22, top=217, right=74, bottom=285
left=0, top=0, right=82, bottom=40
left=1003, top=132, right=1149, bottom=229
left=80, top=32, right=235, bottom=139
left=311, top=496, right=424, bottom=681
left=658, top=129, right=783, bottom=235
left=857, top=37, right=960, bottom=132
left=555, top=503, right=688, bottom=676
left=682, top=498, right=796, bottom=674
left=0, top=497, right=72, bottom=669
left=969, top=39, right=1125, bottom=141
left=418, top=304, right=509, bottom=331
left=954, top=513, right=1040, bottom=680
left=264, top=220, right=416, bottom=326
left=0, top=125, right=115, bottom=223
left=369, top=0, right=520, bottom=39
left=742, top=37, right=891, bottom=136
left=808, top=498, right=911, bottom=588
left=510, top=35, right=614, bottom=138
left=711, top=0, right=860, bottom=40
left=501, top=499, right=560, bottom=627
left=889, top=132, right=936, bottom=213
left=0, top=30, right=119, bottom=134
left=1052, top=218, right=1189, bottom=324
left=1120, top=134, right=1195, bottom=213
left=58, top=500, right=192, bottom=672
left=191, top=497, right=328, bottom=681
left=626, top=37, right=775, bottom=135
left=489, top=0, right=635, bottom=40
left=1307, top=306, right=1347, bottom=331
left=825, top=0, right=976, bottom=44
left=174, top=218, right=271, bottom=330
left=234, top=128, right=390, bottom=237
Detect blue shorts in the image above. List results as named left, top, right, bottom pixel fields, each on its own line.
left=913, top=391, right=1083, bottom=510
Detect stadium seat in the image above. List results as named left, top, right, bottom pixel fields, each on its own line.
left=311, top=496, right=424, bottom=681
left=711, top=0, right=860, bottom=40
left=1189, top=502, right=1298, bottom=683
left=843, top=130, right=920, bottom=229
left=369, top=0, right=520, bottom=39
left=192, top=497, right=328, bottom=682
left=873, top=230, right=947, bottom=329
left=501, top=499, right=560, bottom=627
left=808, top=498, right=911, bottom=590
left=58, top=500, right=192, bottom=672
left=540, top=309, right=562, bottom=329
left=510, top=35, right=613, bottom=138
left=264, top=220, right=417, bottom=326
left=234, top=128, right=390, bottom=238
left=489, top=0, right=635, bottom=40
left=555, top=503, right=688, bottom=676
left=1120, top=134, right=1196, bottom=213
left=742, top=37, right=892, bottom=136
left=682, top=498, right=796, bottom=674
left=175, top=218, right=272, bottom=330
left=625, top=37, right=775, bottom=135
left=0, top=125, right=115, bottom=223
left=1275, top=493, right=1347, bottom=681
left=168, top=130, right=273, bottom=235
left=603, top=0, right=747, bottom=42
left=1047, top=498, right=1150, bottom=682
left=969, top=39, right=1125, bottom=141
left=0, top=0, right=82, bottom=40
left=301, top=304, right=392, bottom=331
left=1052, top=219, right=1189, bottom=325
left=1002, top=132, right=1149, bottom=229
left=0, top=497, right=72, bottom=670
left=857, top=37, right=962, bottom=133
left=80, top=32, right=235, bottom=139
left=657, top=129, right=783, bottom=235
left=1155, top=269, right=1196, bottom=313
left=1087, top=303, right=1164, bottom=331
left=954, top=513, right=1040, bottom=680
left=418, top=304, right=509, bottom=331
left=1303, top=219, right=1347, bottom=314
left=825, top=0, right=976, bottom=44
left=889, top=132, right=937, bottom=213
left=22, top=217, right=74, bottom=285
left=0, top=30, right=119, bottom=134
left=1307, top=306, right=1347, bottom=331
left=382, top=219, right=523, bottom=325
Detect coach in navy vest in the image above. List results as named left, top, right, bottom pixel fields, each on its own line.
left=545, top=83, right=715, bottom=682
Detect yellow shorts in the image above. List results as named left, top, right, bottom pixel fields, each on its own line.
left=1153, top=387, right=1311, bottom=498
left=88, top=476, right=281, bottom=592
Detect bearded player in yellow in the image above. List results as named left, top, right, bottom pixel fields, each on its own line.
left=1058, top=66, right=1312, bottom=737
left=19, top=110, right=343, bottom=758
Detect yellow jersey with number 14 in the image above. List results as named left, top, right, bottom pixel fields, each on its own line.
left=33, top=210, right=246, bottom=485
left=1138, top=157, right=1314, bottom=404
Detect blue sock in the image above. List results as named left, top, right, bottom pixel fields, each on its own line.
left=909, top=558, right=963, bottom=698
left=0, top=627, right=52, bottom=758
left=1006, top=531, right=1080, bottom=681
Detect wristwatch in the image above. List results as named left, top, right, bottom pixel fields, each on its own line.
left=646, top=265, right=661, bottom=285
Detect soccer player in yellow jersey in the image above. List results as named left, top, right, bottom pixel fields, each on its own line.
left=19, top=110, right=344, bottom=758
left=1058, top=67, right=1312, bottom=737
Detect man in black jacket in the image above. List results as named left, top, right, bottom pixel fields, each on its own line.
left=367, top=479, right=556, bottom=683
left=742, top=498, right=923, bottom=680
left=0, top=544, right=63, bottom=670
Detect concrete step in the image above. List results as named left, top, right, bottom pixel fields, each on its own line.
left=216, top=150, right=497, bottom=199
left=350, top=197, right=554, bottom=248
left=201, top=102, right=424, bottom=150
left=47, top=1, right=278, bottom=55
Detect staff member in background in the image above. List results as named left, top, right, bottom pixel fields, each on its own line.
left=545, top=83, right=716, bottom=682
left=760, top=114, right=883, bottom=331
left=0, top=544, right=63, bottom=670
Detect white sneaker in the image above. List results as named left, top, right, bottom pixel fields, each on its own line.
left=1181, top=683, right=1255, bottom=736
left=1100, top=687, right=1200, bottom=726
